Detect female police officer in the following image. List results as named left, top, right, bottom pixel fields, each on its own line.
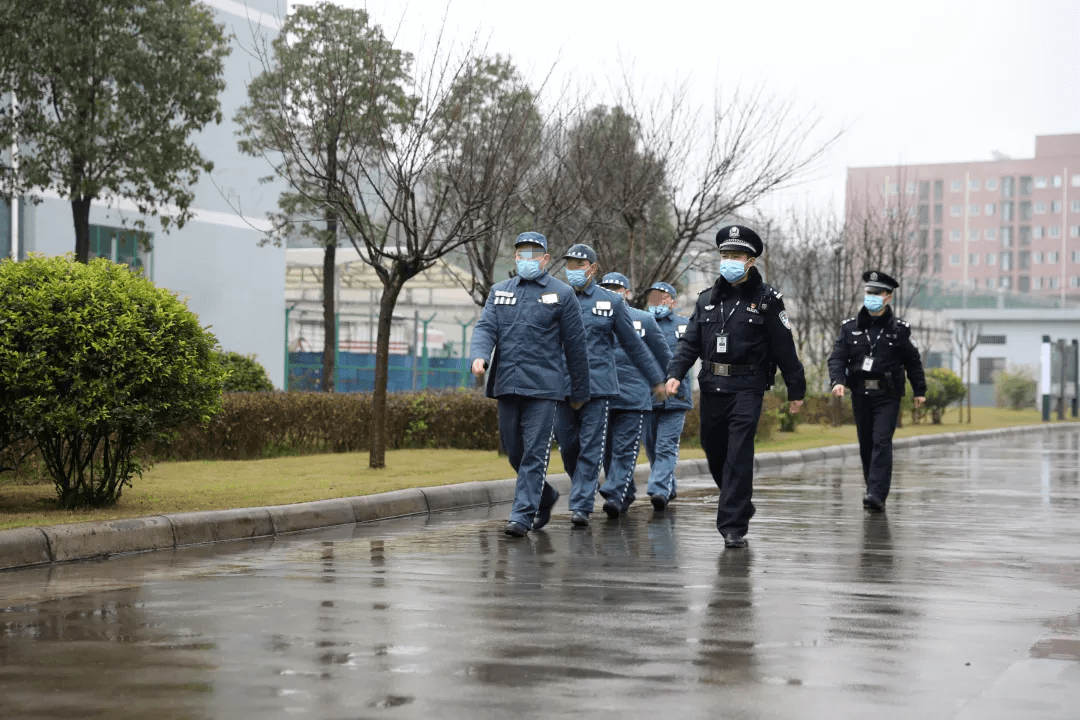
left=828, top=270, right=926, bottom=512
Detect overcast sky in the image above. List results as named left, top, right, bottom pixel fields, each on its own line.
left=301, top=0, right=1080, bottom=214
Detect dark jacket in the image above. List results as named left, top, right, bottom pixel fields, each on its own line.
left=653, top=311, right=693, bottom=411
left=827, top=306, right=927, bottom=397
left=610, top=306, right=672, bottom=411
left=667, top=267, right=806, bottom=400
left=470, top=271, right=591, bottom=402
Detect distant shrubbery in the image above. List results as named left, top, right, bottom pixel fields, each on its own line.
left=217, top=351, right=274, bottom=392
left=995, top=367, right=1037, bottom=410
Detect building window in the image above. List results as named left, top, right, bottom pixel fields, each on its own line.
left=1001, top=202, right=1013, bottom=221
left=1052, top=200, right=1061, bottom=214
left=1000, top=226, right=1012, bottom=247
left=950, top=254, right=960, bottom=265
left=1071, top=277, right=1080, bottom=289
left=89, top=225, right=150, bottom=271
left=917, top=204, right=929, bottom=224
left=968, top=179, right=979, bottom=191
left=1071, top=226, right=1080, bottom=238
left=1000, top=252, right=1012, bottom=271
left=951, top=179, right=963, bottom=192
left=978, top=357, right=1006, bottom=384
left=950, top=229, right=961, bottom=241
left=969, top=253, right=979, bottom=265
left=1034, top=201, right=1047, bottom=214
left=984, top=203, right=996, bottom=216
left=1034, top=226, right=1044, bottom=239
left=986, top=227, right=997, bottom=240
left=1035, top=176, right=1048, bottom=189
left=1050, top=226, right=1061, bottom=237
left=1001, top=276, right=1012, bottom=289
left=968, top=204, right=979, bottom=216
left=1072, top=251, right=1080, bottom=263
left=1002, top=176, right=1015, bottom=197
left=986, top=277, right=996, bottom=288
left=1053, top=175, right=1063, bottom=188
left=933, top=229, right=942, bottom=248
left=1034, top=276, right=1043, bottom=289
left=1019, top=251, right=1031, bottom=270
left=906, top=182, right=917, bottom=195
left=1019, top=226, right=1031, bottom=245
left=1072, top=200, right=1080, bottom=213
left=1050, top=276, right=1059, bottom=289
left=1018, top=276, right=1030, bottom=292
left=919, top=181, right=930, bottom=200
left=1020, top=176, right=1033, bottom=196
left=934, top=179, right=944, bottom=200
left=934, top=204, right=943, bottom=223
left=950, top=204, right=962, bottom=216
left=987, top=253, right=996, bottom=265
left=1048, top=251, right=1060, bottom=263
left=969, top=228, right=979, bottom=240
left=1072, top=174, right=1080, bottom=187
left=933, top=253, right=942, bottom=273
left=1019, top=201, right=1032, bottom=221
left=1034, top=252, right=1043, bottom=264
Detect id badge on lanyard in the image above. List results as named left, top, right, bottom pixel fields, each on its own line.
left=716, top=334, right=729, bottom=354
left=862, top=357, right=874, bottom=372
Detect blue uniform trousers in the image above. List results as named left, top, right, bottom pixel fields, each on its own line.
left=643, top=409, right=687, bottom=500
left=850, top=393, right=900, bottom=503
left=498, top=395, right=558, bottom=528
left=598, top=409, right=645, bottom=511
left=554, top=397, right=610, bottom=515
left=700, top=391, right=764, bottom=537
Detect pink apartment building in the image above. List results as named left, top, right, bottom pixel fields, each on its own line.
left=845, top=133, right=1080, bottom=298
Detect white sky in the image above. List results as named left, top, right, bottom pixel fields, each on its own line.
left=298, top=0, right=1080, bottom=215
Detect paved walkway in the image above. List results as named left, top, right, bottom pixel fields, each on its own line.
left=1, top=430, right=1079, bottom=719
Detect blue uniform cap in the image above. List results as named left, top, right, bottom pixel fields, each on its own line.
left=601, top=272, right=629, bottom=289
left=515, top=231, right=547, bottom=252
left=562, top=243, right=597, bottom=264
left=648, top=281, right=677, bottom=297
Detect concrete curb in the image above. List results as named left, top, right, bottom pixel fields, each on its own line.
left=2, top=422, right=1077, bottom=571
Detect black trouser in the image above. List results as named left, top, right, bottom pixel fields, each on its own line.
left=700, top=391, right=764, bottom=537
left=850, top=393, right=901, bottom=503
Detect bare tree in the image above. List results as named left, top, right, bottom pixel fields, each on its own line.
left=954, top=320, right=981, bottom=423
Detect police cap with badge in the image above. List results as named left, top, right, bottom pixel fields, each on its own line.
left=715, top=225, right=763, bottom=257
left=863, top=270, right=899, bottom=293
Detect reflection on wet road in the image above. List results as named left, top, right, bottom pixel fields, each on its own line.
left=3, top=432, right=1080, bottom=719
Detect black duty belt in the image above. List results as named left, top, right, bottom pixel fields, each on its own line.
left=855, top=377, right=892, bottom=393
left=709, top=363, right=759, bottom=377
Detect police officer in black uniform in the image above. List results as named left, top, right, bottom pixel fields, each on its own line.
left=666, top=225, right=806, bottom=548
left=828, top=270, right=926, bottom=512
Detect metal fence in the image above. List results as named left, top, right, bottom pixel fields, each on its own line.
left=287, top=351, right=472, bottom=393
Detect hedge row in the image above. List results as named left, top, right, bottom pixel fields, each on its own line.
left=148, top=390, right=501, bottom=461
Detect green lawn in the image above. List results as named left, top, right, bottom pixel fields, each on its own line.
left=0, top=406, right=1056, bottom=531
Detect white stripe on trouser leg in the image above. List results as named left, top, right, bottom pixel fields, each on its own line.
left=588, top=400, right=610, bottom=496
left=616, top=412, right=643, bottom=503
left=539, top=404, right=557, bottom=506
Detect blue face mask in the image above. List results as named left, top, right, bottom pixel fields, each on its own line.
left=863, top=294, right=886, bottom=312
left=565, top=268, right=588, bottom=288
left=719, top=259, right=748, bottom=283
left=516, top=258, right=543, bottom=280
left=648, top=305, right=671, bottom=319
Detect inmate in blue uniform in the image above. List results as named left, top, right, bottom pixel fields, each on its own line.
left=643, top=305, right=693, bottom=506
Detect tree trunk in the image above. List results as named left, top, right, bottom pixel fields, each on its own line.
left=72, top=196, right=91, bottom=264
left=322, top=139, right=339, bottom=393
left=369, top=273, right=406, bottom=469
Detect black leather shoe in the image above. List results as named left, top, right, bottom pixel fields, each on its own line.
left=571, top=511, right=590, bottom=527
left=651, top=493, right=668, bottom=511
left=862, top=494, right=885, bottom=513
left=532, top=487, right=560, bottom=530
left=602, top=500, right=620, bottom=519
left=722, top=532, right=747, bottom=548
left=504, top=521, right=529, bottom=537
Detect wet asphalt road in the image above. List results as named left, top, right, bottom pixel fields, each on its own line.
left=2, top=431, right=1080, bottom=720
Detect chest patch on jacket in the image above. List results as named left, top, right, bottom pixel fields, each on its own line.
left=494, top=291, right=517, bottom=306
left=592, top=300, right=613, bottom=317
left=540, top=293, right=559, bottom=304
left=676, top=324, right=687, bottom=339
left=633, top=320, right=644, bottom=337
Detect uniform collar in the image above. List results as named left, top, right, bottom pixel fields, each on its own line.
left=857, top=305, right=893, bottom=329
left=576, top=280, right=597, bottom=297
left=515, top=271, right=551, bottom=287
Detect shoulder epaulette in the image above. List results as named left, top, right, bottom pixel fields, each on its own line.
left=896, top=318, right=910, bottom=327
left=843, top=317, right=856, bottom=325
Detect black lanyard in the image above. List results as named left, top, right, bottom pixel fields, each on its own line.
left=719, top=300, right=741, bottom=333
left=864, top=327, right=885, bottom=357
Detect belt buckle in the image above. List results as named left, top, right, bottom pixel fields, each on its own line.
left=865, top=379, right=880, bottom=390
left=715, top=363, right=730, bottom=376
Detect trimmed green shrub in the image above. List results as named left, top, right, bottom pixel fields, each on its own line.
left=924, top=367, right=966, bottom=423
left=0, top=256, right=226, bottom=507
left=995, top=366, right=1037, bottom=409
left=217, top=350, right=274, bottom=392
